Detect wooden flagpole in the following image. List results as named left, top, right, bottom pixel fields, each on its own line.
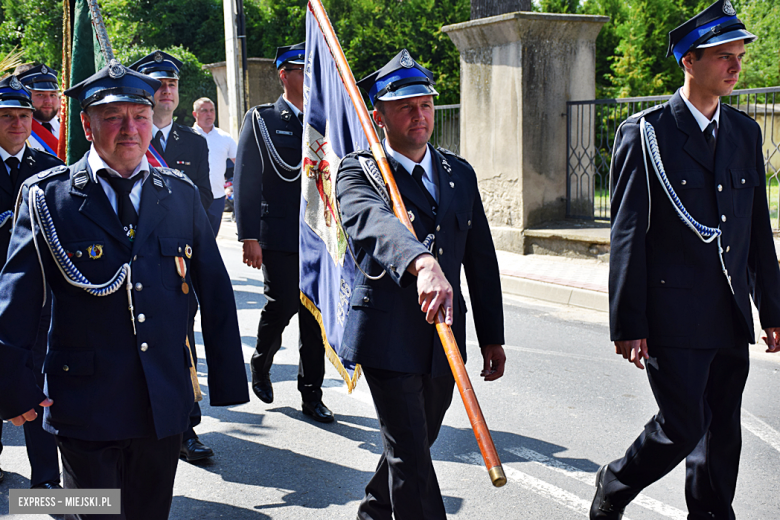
left=308, top=0, right=506, bottom=487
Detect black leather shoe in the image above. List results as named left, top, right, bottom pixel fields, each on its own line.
left=31, top=481, right=62, bottom=490
left=180, top=437, right=215, bottom=462
left=590, top=465, right=626, bottom=519
left=302, top=401, right=335, bottom=423
left=251, top=369, right=274, bottom=404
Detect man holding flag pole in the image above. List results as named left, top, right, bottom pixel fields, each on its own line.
left=302, top=3, right=506, bottom=516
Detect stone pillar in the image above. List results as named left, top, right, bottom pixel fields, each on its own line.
left=203, top=58, right=283, bottom=138
left=442, top=12, right=608, bottom=253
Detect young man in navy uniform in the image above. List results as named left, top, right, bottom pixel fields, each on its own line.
left=0, top=63, right=248, bottom=518
left=335, top=50, right=506, bottom=520
left=17, top=64, right=62, bottom=155
left=234, top=42, right=334, bottom=423
left=0, top=75, right=63, bottom=489
left=129, top=51, right=217, bottom=462
left=593, top=1, right=780, bottom=518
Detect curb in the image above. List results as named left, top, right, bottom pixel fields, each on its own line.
left=500, top=274, right=608, bottom=312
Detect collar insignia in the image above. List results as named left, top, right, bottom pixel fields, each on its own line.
left=441, top=158, right=452, bottom=173
left=73, top=170, right=89, bottom=189
left=449, top=181, right=455, bottom=188
left=172, top=130, right=179, bottom=140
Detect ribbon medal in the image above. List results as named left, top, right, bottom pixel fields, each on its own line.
left=175, top=256, right=189, bottom=294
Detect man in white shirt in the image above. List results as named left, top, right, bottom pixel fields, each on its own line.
left=192, top=97, right=237, bottom=235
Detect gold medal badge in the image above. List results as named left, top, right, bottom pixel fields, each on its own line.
left=86, top=244, right=103, bottom=259
left=175, top=256, right=189, bottom=294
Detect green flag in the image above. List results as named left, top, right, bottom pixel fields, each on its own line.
left=66, top=0, right=107, bottom=164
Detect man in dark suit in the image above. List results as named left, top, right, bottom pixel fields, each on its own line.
left=0, top=75, right=63, bottom=489
left=129, top=51, right=216, bottom=461
left=592, top=2, right=780, bottom=518
left=335, top=50, right=506, bottom=520
left=234, top=42, right=334, bottom=423
left=0, top=64, right=248, bottom=519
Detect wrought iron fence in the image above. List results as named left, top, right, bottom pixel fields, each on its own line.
left=373, top=104, right=461, bottom=154
left=566, top=87, right=780, bottom=228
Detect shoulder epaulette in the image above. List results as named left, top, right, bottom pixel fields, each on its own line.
left=175, top=125, right=198, bottom=136
left=626, top=103, right=665, bottom=124
left=436, top=147, right=467, bottom=163
left=157, top=167, right=194, bottom=186
left=33, top=148, right=62, bottom=162
left=35, top=164, right=68, bottom=181
left=255, top=103, right=275, bottom=110
left=722, top=103, right=753, bottom=121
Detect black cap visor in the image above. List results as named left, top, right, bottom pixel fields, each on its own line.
left=0, top=98, right=34, bottom=110
left=82, top=89, right=155, bottom=109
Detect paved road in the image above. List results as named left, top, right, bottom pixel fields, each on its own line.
left=1, top=224, right=779, bottom=518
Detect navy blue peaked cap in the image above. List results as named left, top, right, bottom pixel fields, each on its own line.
left=64, top=63, right=161, bottom=109
left=128, top=51, right=182, bottom=79
left=357, top=49, right=438, bottom=106
left=17, top=64, right=60, bottom=91
left=667, top=0, right=756, bottom=64
left=0, top=76, right=34, bottom=110
left=275, top=42, right=305, bottom=69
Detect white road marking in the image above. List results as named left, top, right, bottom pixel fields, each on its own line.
left=743, top=409, right=780, bottom=454
left=455, top=452, right=632, bottom=520
left=507, top=447, right=687, bottom=520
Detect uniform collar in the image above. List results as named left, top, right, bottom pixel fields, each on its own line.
left=87, top=144, right=150, bottom=182
left=0, top=143, right=26, bottom=164
left=283, top=97, right=302, bottom=119
left=680, top=88, right=721, bottom=132
left=384, top=141, right=434, bottom=182
left=152, top=122, right=173, bottom=142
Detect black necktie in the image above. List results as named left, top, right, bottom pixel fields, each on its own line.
left=412, top=165, right=437, bottom=211
left=153, top=130, right=165, bottom=153
left=99, top=171, right=139, bottom=241
left=42, top=122, right=54, bottom=135
left=5, top=157, right=20, bottom=188
left=704, top=121, right=717, bottom=155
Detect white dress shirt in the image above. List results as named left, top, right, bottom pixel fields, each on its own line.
left=87, top=145, right=149, bottom=214
left=384, top=141, right=438, bottom=203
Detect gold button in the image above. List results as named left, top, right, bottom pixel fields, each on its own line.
left=467, top=220, right=472, bottom=226
left=135, top=283, right=143, bottom=291
left=438, top=248, right=444, bottom=255
left=726, top=246, right=730, bottom=252
left=681, top=180, right=687, bottom=186
left=62, top=365, right=69, bottom=372
left=178, top=247, right=182, bottom=253
left=138, top=314, right=146, bottom=323
left=140, top=343, right=149, bottom=352
left=717, top=185, right=723, bottom=192
left=721, top=215, right=727, bottom=222
left=436, top=225, right=441, bottom=232
left=660, top=280, right=665, bottom=284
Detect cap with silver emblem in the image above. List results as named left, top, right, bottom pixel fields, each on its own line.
left=274, top=42, right=306, bottom=70
left=64, top=63, right=161, bottom=109
left=0, top=75, right=34, bottom=110
left=17, top=63, right=60, bottom=92
left=128, top=50, right=183, bottom=80
left=357, top=49, right=439, bottom=106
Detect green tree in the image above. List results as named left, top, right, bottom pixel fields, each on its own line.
left=0, top=0, right=62, bottom=71
left=733, top=0, right=780, bottom=88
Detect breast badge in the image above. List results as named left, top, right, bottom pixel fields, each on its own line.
left=86, top=244, right=103, bottom=260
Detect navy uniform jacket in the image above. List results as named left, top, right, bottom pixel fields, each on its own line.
left=336, top=145, right=504, bottom=377
left=160, top=122, right=213, bottom=212
left=0, top=155, right=249, bottom=441
left=0, top=147, right=63, bottom=265
left=609, top=90, right=780, bottom=347
left=234, top=96, right=302, bottom=252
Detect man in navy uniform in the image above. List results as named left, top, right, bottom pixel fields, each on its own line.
left=234, top=42, right=334, bottom=423
left=593, top=1, right=780, bottom=518
left=335, top=50, right=506, bottom=520
left=129, top=50, right=216, bottom=461
left=17, top=64, right=62, bottom=155
left=0, top=75, right=63, bottom=488
left=0, top=63, right=248, bottom=518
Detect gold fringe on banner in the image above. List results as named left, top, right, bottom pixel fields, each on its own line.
left=300, top=291, right=361, bottom=393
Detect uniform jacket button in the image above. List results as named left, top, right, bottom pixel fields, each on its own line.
left=75, top=250, right=82, bottom=258
left=717, top=184, right=723, bottom=192
left=741, top=178, right=746, bottom=184
left=721, top=215, right=727, bottom=222
left=681, top=180, right=687, bottom=185
left=660, top=279, right=665, bottom=284
left=389, top=264, right=396, bottom=272
left=135, top=283, right=143, bottom=291
left=436, top=225, right=441, bottom=232
left=467, top=220, right=472, bottom=226
left=726, top=245, right=730, bottom=252
left=140, top=343, right=149, bottom=352
left=62, top=365, right=69, bottom=372
left=363, top=296, right=369, bottom=303
left=137, top=313, right=146, bottom=323
left=438, top=248, right=444, bottom=255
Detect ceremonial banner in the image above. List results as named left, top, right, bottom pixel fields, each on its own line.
left=300, top=5, right=369, bottom=391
